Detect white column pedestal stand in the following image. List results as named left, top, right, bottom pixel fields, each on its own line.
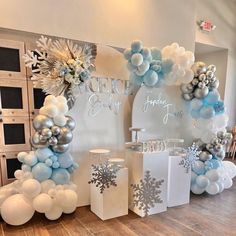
left=127, top=151, right=169, bottom=217
left=167, top=155, right=191, bottom=207
left=90, top=158, right=128, bottom=220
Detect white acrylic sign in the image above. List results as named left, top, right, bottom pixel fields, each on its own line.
left=132, top=85, right=193, bottom=146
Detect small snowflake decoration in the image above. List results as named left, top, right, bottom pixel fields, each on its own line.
left=23, top=36, right=96, bottom=109
left=179, top=143, right=201, bottom=173
left=88, top=161, right=121, bottom=194
left=131, top=170, right=164, bottom=216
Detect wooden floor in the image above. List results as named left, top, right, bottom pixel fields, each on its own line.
left=0, top=159, right=235, bottom=236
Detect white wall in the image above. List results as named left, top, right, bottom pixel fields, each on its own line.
left=195, top=0, right=236, bottom=127
left=0, top=0, right=196, bottom=50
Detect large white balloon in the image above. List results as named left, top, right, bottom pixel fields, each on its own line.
left=33, top=193, right=53, bottom=213
left=206, top=182, right=219, bottom=195
left=22, top=179, right=41, bottom=198
left=1, top=194, right=35, bottom=226
left=45, top=204, right=63, bottom=220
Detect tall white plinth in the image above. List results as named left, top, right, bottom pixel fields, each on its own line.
left=127, top=151, right=169, bottom=217
left=167, top=155, right=191, bottom=207
left=90, top=167, right=128, bottom=220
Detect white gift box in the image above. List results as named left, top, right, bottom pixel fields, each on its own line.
left=127, top=151, right=169, bottom=217
left=90, top=167, right=128, bottom=220
left=167, top=155, right=191, bottom=207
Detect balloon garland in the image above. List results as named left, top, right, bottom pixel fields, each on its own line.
left=124, top=40, right=236, bottom=196
left=0, top=36, right=96, bottom=226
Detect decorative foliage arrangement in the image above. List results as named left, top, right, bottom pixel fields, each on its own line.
left=131, top=170, right=164, bottom=216
left=125, top=40, right=236, bottom=196
left=24, top=36, right=96, bottom=108
left=179, top=143, right=201, bottom=173
left=88, top=162, right=121, bottom=193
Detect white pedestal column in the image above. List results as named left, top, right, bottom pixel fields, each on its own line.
left=167, top=155, right=191, bottom=207
left=127, top=151, right=169, bottom=217
left=90, top=167, right=128, bottom=220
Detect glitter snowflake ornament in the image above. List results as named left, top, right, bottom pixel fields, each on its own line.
left=131, top=170, right=164, bottom=216
left=179, top=142, right=201, bottom=173
left=88, top=161, right=121, bottom=193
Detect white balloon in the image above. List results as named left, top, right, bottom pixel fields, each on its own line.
left=56, top=96, right=67, bottom=105
left=41, top=180, right=56, bottom=193
left=216, top=181, right=224, bottom=193
left=44, top=95, right=57, bottom=106
left=57, top=102, right=68, bottom=114
left=54, top=115, right=67, bottom=127
left=1, top=194, right=35, bottom=226
left=191, top=184, right=205, bottom=194
left=223, top=175, right=233, bottom=189
left=222, top=161, right=236, bottom=179
left=44, top=104, right=59, bottom=118
left=206, top=169, right=220, bottom=182
left=206, top=182, right=219, bottom=195
left=33, top=193, right=53, bottom=213
left=14, top=170, right=24, bottom=180
left=22, top=179, right=41, bottom=198
left=45, top=204, right=63, bottom=220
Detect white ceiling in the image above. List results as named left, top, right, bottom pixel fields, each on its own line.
left=195, top=42, right=228, bottom=55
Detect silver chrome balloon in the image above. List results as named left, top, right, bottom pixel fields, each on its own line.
left=181, top=84, right=193, bottom=94
left=65, top=116, right=76, bottom=131
left=57, top=127, right=73, bottom=144
left=41, top=128, right=52, bottom=139
left=48, top=136, right=58, bottom=146
left=51, top=126, right=61, bottom=136
left=183, top=93, right=193, bottom=101
left=194, top=87, right=209, bottom=98
left=52, top=144, right=69, bottom=153
left=33, top=115, right=53, bottom=131
left=31, top=136, right=48, bottom=149
left=191, top=62, right=207, bottom=77
left=207, top=64, right=216, bottom=73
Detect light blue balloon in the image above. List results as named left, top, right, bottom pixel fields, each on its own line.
left=35, top=148, right=54, bottom=162
left=50, top=155, right=58, bottom=162
left=190, top=109, right=200, bottom=119
left=192, top=160, right=205, bottom=175
left=141, top=47, right=151, bottom=59
left=45, top=159, right=53, bottom=167
left=204, top=90, right=220, bottom=105
left=131, top=40, right=142, bottom=53
left=52, top=161, right=60, bottom=169
left=209, top=159, right=221, bottom=169
left=205, top=160, right=214, bottom=170
left=136, top=60, right=150, bottom=76
left=58, top=153, right=74, bottom=169
left=127, top=62, right=136, bottom=72
left=161, top=59, right=173, bottom=74
left=151, top=48, right=162, bottom=60
left=130, top=73, right=143, bottom=86
left=190, top=98, right=203, bottom=110
left=196, top=175, right=210, bottom=188
left=51, top=168, right=70, bottom=185
left=143, top=70, right=158, bottom=87
left=200, top=106, right=215, bottom=119
left=32, top=162, right=52, bottom=182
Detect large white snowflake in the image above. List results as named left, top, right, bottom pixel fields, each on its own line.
left=179, top=143, right=201, bottom=173
left=131, top=170, right=164, bottom=216
left=88, top=162, right=121, bottom=193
